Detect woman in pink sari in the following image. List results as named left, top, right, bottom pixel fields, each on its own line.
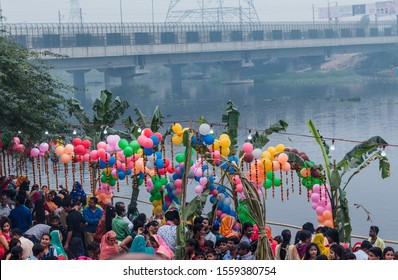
left=99, top=230, right=119, bottom=260
left=149, top=234, right=174, bottom=260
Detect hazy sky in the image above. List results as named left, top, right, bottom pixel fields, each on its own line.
left=1, top=0, right=380, bottom=23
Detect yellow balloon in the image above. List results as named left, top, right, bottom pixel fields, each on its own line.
left=219, top=137, right=231, bottom=148
left=219, top=134, right=230, bottom=140
left=104, top=167, right=112, bottom=175
left=153, top=205, right=163, bottom=214
left=221, top=147, right=230, bottom=156
left=262, top=158, right=272, bottom=172
left=137, top=148, right=143, bottom=156
left=262, top=150, right=272, bottom=159
left=152, top=200, right=162, bottom=207
left=275, top=144, right=286, bottom=153
left=267, top=146, right=276, bottom=156
left=212, top=140, right=221, bottom=150
left=172, top=134, right=183, bottom=145
left=172, top=123, right=183, bottom=134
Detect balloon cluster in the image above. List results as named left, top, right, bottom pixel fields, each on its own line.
left=310, top=184, right=334, bottom=228
left=191, top=123, right=215, bottom=147
left=171, top=123, right=188, bottom=145
left=12, top=137, right=25, bottom=153
left=30, top=142, right=49, bottom=158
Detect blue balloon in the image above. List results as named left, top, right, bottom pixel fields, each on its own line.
left=228, top=166, right=235, bottom=174
left=203, top=134, right=215, bottom=145
left=191, top=135, right=202, bottom=146
left=221, top=162, right=228, bottom=169
left=139, top=172, right=145, bottom=179
left=194, top=176, right=201, bottom=182
left=155, top=158, right=164, bottom=169
left=222, top=204, right=231, bottom=213
left=209, top=196, right=215, bottom=204
left=155, top=151, right=162, bottom=160
left=217, top=186, right=226, bottom=193
left=162, top=204, right=168, bottom=211
left=217, top=201, right=224, bottom=208
left=127, top=169, right=132, bottom=175
left=143, top=147, right=153, bottom=155
left=229, top=156, right=239, bottom=163
left=108, top=156, right=116, bottom=166
left=229, top=210, right=237, bottom=217
left=99, top=159, right=106, bottom=169
left=202, top=164, right=208, bottom=171
left=150, top=135, right=159, bottom=146
left=118, top=171, right=126, bottom=180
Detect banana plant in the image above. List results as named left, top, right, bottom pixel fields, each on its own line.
left=307, top=119, right=390, bottom=244
left=66, top=90, right=130, bottom=192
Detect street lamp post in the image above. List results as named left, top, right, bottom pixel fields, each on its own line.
left=119, top=0, right=123, bottom=25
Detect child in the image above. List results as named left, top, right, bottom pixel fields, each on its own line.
left=303, top=242, right=320, bottom=260
left=50, top=216, right=66, bottom=245
left=215, top=237, right=229, bottom=259
left=193, top=250, right=206, bottom=260
left=28, top=243, right=45, bottom=260
left=205, top=249, right=217, bottom=260
left=237, top=242, right=254, bottom=260
left=204, top=240, right=214, bottom=252
left=87, top=241, right=100, bottom=260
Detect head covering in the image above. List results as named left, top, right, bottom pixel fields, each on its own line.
left=130, top=235, right=155, bottom=255
left=152, top=234, right=174, bottom=260
left=265, top=226, right=273, bottom=239
left=99, top=231, right=119, bottom=260
left=70, top=181, right=86, bottom=201
left=312, top=233, right=326, bottom=255
left=220, top=215, right=240, bottom=238
left=352, top=242, right=362, bottom=252
left=156, top=246, right=172, bottom=260
left=50, top=230, right=68, bottom=260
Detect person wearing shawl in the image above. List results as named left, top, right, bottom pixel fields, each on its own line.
left=130, top=235, right=155, bottom=255
left=149, top=234, right=174, bottom=260
left=50, top=230, right=68, bottom=260
left=43, top=190, right=58, bottom=214
left=220, top=215, right=240, bottom=238
left=99, top=230, right=119, bottom=260
left=265, top=226, right=278, bottom=256
left=70, top=181, right=87, bottom=206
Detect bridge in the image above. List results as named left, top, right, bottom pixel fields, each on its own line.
left=3, top=20, right=398, bottom=93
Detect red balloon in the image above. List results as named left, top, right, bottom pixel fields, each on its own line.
left=75, top=144, right=86, bottom=155
left=72, top=138, right=82, bottom=147
left=154, top=132, right=163, bottom=142
left=142, top=128, right=153, bottom=138
left=82, top=139, right=91, bottom=149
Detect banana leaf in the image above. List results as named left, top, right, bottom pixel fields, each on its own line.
left=222, top=100, right=240, bottom=154
left=134, top=107, right=150, bottom=128
left=150, top=105, right=164, bottom=133
left=251, top=120, right=288, bottom=149
left=336, top=188, right=352, bottom=243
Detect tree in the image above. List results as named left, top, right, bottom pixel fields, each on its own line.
left=307, top=119, right=390, bottom=244
left=0, top=36, right=70, bottom=144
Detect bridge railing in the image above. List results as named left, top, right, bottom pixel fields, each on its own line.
left=3, top=21, right=397, bottom=49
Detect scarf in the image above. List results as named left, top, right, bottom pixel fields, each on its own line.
left=130, top=235, right=155, bottom=255
left=50, top=230, right=68, bottom=260
left=152, top=234, right=174, bottom=260
left=100, top=231, right=119, bottom=260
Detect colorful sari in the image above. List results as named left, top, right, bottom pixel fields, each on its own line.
left=152, top=234, right=174, bottom=260
left=130, top=235, right=155, bottom=255
left=0, top=231, right=11, bottom=259
left=220, top=215, right=240, bottom=238
left=50, top=230, right=68, bottom=260
left=99, top=231, right=119, bottom=260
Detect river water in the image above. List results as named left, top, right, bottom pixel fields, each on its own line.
left=63, top=71, right=398, bottom=242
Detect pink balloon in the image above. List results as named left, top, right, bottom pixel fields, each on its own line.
left=316, top=205, right=325, bottom=216
left=194, top=185, right=204, bottom=194
left=13, top=137, right=20, bottom=144
left=39, top=143, right=49, bottom=153
left=111, top=169, right=118, bottom=177
left=90, top=150, right=99, bottom=160
left=236, top=184, right=243, bottom=193
left=83, top=154, right=90, bottom=162
left=325, top=203, right=332, bottom=211
left=216, top=210, right=223, bottom=217
left=311, top=192, right=320, bottom=203
left=312, top=184, right=321, bottom=193
left=97, top=141, right=107, bottom=150
left=220, top=213, right=228, bottom=220
left=39, top=152, right=45, bottom=157
left=194, top=168, right=202, bottom=177
left=105, top=144, right=114, bottom=153
left=242, top=142, right=253, bottom=153
left=233, top=222, right=241, bottom=231
left=106, top=135, right=116, bottom=146
left=143, top=138, right=154, bottom=149
left=312, top=202, right=318, bottom=210
left=142, top=128, right=153, bottom=138
left=199, top=177, right=208, bottom=186
left=174, top=179, right=182, bottom=189
left=30, top=148, right=40, bottom=158
left=137, top=135, right=147, bottom=147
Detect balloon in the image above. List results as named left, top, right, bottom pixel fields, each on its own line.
left=323, top=219, right=334, bottom=228
left=220, top=147, right=230, bottom=157
left=262, top=150, right=272, bottom=159
left=55, top=146, right=64, bottom=156
left=281, top=162, right=291, bottom=172
left=242, top=142, right=253, bottom=153
left=30, top=148, right=40, bottom=158
left=312, top=184, right=321, bottom=193
left=219, top=137, right=231, bottom=148
left=39, top=143, right=49, bottom=153
left=236, top=184, right=243, bottom=192
left=243, top=152, right=254, bottom=163
left=315, top=205, right=325, bottom=216
left=154, top=132, right=162, bottom=142
left=82, top=139, right=91, bottom=149
left=118, top=139, right=129, bottom=150
left=317, top=215, right=325, bottom=224
left=275, top=144, right=285, bottom=153
left=194, top=185, right=204, bottom=194
left=172, top=134, right=182, bottom=145
left=97, top=141, right=107, bottom=150
left=277, top=153, right=288, bottom=164
left=300, top=168, right=311, bottom=177
left=75, top=144, right=85, bottom=155
left=72, top=138, right=82, bottom=147
left=172, top=123, right=183, bottom=134
left=60, top=153, right=71, bottom=164
left=311, top=192, right=320, bottom=203
left=199, top=123, right=211, bottom=135
left=252, top=148, right=262, bottom=159
left=143, top=138, right=154, bottom=149
left=142, top=128, right=153, bottom=138
left=64, top=144, right=74, bottom=154
left=175, top=154, right=185, bottom=163
left=272, top=161, right=280, bottom=171
left=150, top=135, right=159, bottom=146
left=203, top=134, right=215, bottom=145
left=123, top=147, right=133, bottom=157
left=129, top=140, right=140, bottom=152
left=323, top=210, right=333, bottom=220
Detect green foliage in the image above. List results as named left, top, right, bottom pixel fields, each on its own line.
left=222, top=100, right=240, bottom=154
left=250, top=120, right=289, bottom=149
left=0, top=37, right=70, bottom=144
left=122, top=106, right=164, bottom=138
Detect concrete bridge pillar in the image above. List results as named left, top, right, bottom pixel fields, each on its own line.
left=98, top=66, right=149, bottom=88
left=67, top=69, right=91, bottom=106
left=222, top=60, right=254, bottom=84
left=165, top=64, right=185, bottom=92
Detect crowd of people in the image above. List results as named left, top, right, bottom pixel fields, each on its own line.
left=0, top=175, right=397, bottom=260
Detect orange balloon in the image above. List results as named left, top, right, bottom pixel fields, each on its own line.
left=60, top=153, right=71, bottom=164
left=55, top=146, right=65, bottom=156
left=323, top=210, right=333, bottom=220
left=281, top=162, right=291, bottom=172
left=64, top=144, right=74, bottom=154
left=277, top=153, right=289, bottom=164
left=272, top=161, right=281, bottom=171
left=323, top=219, right=334, bottom=228
left=317, top=215, right=325, bottom=224
left=300, top=168, right=311, bottom=177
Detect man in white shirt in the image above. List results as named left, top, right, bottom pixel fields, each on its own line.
left=11, top=228, right=34, bottom=260
left=0, top=192, right=14, bottom=217
left=203, top=217, right=216, bottom=245
left=353, top=240, right=372, bottom=260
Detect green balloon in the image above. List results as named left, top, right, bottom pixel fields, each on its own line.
left=109, top=177, right=116, bottom=186
left=154, top=181, right=162, bottom=191
left=130, top=140, right=140, bottom=152
left=160, top=178, right=168, bottom=185
left=123, top=146, right=133, bottom=157
left=150, top=189, right=157, bottom=196
left=151, top=175, right=160, bottom=183
left=154, top=192, right=162, bottom=200
left=149, top=196, right=155, bottom=202
left=266, top=171, right=274, bottom=179
left=274, top=178, right=281, bottom=187
left=302, top=178, right=308, bottom=187
left=263, top=179, right=272, bottom=189
left=100, top=175, right=107, bottom=183
left=118, top=139, right=129, bottom=150
left=176, top=153, right=185, bottom=163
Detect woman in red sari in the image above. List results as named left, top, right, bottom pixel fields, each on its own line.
left=0, top=217, right=12, bottom=259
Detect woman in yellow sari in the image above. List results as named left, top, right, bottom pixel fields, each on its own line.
left=312, top=233, right=328, bottom=256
